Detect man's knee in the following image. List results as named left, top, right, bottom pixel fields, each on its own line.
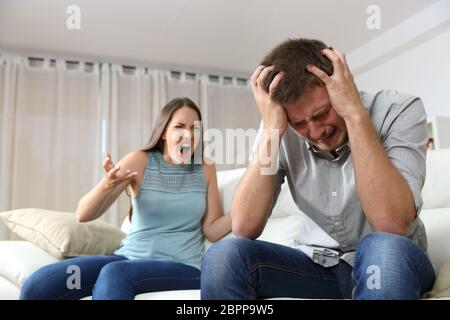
left=202, top=237, right=255, bottom=274
left=352, top=232, right=430, bottom=299
left=356, top=232, right=417, bottom=260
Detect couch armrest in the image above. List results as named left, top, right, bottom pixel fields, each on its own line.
left=0, top=241, right=59, bottom=287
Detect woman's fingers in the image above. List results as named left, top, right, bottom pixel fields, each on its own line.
left=107, top=167, right=138, bottom=185
left=103, top=154, right=115, bottom=173
left=120, top=171, right=138, bottom=183
left=107, top=165, right=121, bottom=179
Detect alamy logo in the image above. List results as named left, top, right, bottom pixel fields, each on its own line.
left=66, top=265, right=81, bottom=290
left=366, top=265, right=381, bottom=290
left=66, top=5, right=81, bottom=30
left=366, top=5, right=381, bottom=30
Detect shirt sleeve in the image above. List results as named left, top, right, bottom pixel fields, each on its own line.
left=382, top=97, right=428, bottom=216
left=250, top=120, right=286, bottom=216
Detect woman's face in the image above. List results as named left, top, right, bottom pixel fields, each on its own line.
left=162, top=106, right=202, bottom=164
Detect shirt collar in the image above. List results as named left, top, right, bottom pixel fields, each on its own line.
left=306, top=140, right=351, bottom=163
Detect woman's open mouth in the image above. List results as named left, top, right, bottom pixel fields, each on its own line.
left=178, top=143, right=192, bottom=158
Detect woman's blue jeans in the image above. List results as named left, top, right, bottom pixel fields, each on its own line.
left=201, top=232, right=435, bottom=300
left=20, top=255, right=200, bottom=300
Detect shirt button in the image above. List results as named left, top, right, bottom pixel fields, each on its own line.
left=331, top=191, right=337, bottom=197
left=334, top=221, right=341, bottom=227
left=331, top=162, right=337, bottom=167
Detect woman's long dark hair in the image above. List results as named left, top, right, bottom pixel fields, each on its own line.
left=124, top=97, right=203, bottom=221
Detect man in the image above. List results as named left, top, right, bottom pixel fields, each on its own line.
left=201, top=38, right=435, bottom=300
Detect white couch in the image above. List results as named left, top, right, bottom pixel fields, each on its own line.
left=1, top=149, right=450, bottom=300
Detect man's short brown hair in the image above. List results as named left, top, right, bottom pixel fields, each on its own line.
left=261, top=38, right=334, bottom=105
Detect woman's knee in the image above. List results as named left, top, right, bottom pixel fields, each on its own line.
left=95, top=261, right=129, bottom=283
left=20, top=263, right=64, bottom=300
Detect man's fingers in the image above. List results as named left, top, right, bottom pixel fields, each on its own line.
left=256, top=65, right=275, bottom=90
left=306, top=65, right=331, bottom=85
left=250, top=65, right=266, bottom=90
left=322, top=48, right=345, bottom=74
left=269, top=72, right=284, bottom=97
left=322, top=48, right=340, bottom=63
left=333, top=49, right=351, bottom=73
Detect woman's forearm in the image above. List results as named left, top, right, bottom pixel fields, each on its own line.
left=205, top=214, right=232, bottom=242
left=75, top=176, right=115, bottom=222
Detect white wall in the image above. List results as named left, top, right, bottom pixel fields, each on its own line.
left=348, top=0, right=450, bottom=117
left=355, top=29, right=450, bottom=117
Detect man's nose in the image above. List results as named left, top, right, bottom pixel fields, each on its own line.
left=308, top=123, right=326, bottom=141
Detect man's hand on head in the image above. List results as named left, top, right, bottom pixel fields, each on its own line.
left=250, top=65, right=288, bottom=136
left=306, top=48, right=366, bottom=123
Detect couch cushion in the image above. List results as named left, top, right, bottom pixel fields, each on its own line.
left=422, top=149, right=450, bottom=209
left=216, top=168, right=300, bottom=218
left=420, top=208, right=450, bottom=271
left=0, top=241, right=59, bottom=287
left=423, top=260, right=450, bottom=299
left=80, top=289, right=200, bottom=300
left=258, top=214, right=304, bottom=246
left=0, top=276, right=20, bottom=300
left=0, top=208, right=126, bottom=259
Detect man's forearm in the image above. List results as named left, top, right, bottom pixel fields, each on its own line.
left=231, top=130, right=282, bottom=239
left=345, top=108, right=416, bottom=235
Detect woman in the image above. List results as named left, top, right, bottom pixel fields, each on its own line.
left=20, top=97, right=231, bottom=300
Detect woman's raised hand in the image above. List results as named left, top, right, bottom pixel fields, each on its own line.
left=103, top=152, right=137, bottom=189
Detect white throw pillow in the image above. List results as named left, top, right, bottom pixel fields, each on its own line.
left=258, top=214, right=305, bottom=247
left=216, top=168, right=300, bottom=218
left=216, top=168, right=247, bottom=215
left=0, top=241, right=59, bottom=287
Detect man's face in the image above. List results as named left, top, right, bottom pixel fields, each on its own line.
left=285, top=86, right=348, bottom=151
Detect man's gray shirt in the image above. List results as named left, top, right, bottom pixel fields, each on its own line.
left=257, top=90, right=429, bottom=268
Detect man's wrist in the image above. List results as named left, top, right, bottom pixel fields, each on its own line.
left=342, top=105, right=369, bottom=129
left=251, top=130, right=282, bottom=171
left=261, top=127, right=284, bottom=145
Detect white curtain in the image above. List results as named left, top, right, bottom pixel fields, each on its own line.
left=0, top=57, right=102, bottom=240
left=0, top=56, right=259, bottom=240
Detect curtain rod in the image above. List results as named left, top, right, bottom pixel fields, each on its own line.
left=0, top=48, right=250, bottom=81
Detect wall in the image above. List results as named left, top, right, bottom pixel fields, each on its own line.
left=348, top=0, right=450, bottom=117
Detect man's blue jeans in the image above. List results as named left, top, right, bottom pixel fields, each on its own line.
left=201, top=232, right=435, bottom=299
left=20, top=255, right=200, bottom=300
